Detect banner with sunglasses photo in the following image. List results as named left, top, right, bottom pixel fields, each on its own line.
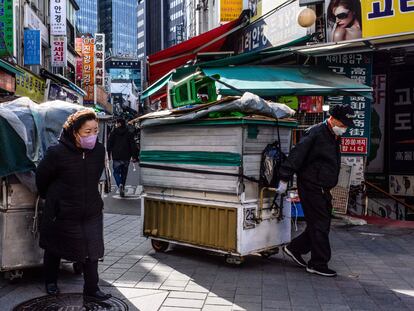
left=325, top=0, right=362, bottom=42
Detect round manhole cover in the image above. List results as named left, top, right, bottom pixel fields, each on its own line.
left=13, top=293, right=129, bottom=311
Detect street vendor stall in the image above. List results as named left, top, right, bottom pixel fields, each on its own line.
left=0, top=98, right=111, bottom=279
left=138, top=66, right=373, bottom=263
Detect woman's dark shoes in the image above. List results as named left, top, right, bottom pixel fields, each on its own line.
left=83, top=290, right=112, bottom=301
left=45, top=283, right=60, bottom=295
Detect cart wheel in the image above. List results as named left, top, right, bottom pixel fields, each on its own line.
left=151, top=239, right=169, bottom=252
left=260, top=247, right=279, bottom=259
left=225, top=255, right=244, bottom=265
left=4, top=270, right=23, bottom=282
left=260, top=251, right=272, bottom=258
left=73, top=262, right=83, bottom=275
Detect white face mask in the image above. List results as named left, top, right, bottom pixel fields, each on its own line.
left=332, top=126, right=348, bottom=136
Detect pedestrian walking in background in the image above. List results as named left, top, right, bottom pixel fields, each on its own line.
left=107, top=118, right=138, bottom=197
left=277, top=104, right=355, bottom=277
left=36, top=110, right=111, bottom=301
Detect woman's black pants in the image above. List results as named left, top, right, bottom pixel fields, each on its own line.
left=44, top=250, right=99, bottom=293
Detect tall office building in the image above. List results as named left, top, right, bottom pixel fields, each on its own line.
left=99, top=0, right=138, bottom=57
left=137, top=1, right=145, bottom=60
left=76, top=0, right=98, bottom=35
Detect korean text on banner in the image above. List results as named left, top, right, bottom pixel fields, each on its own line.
left=24, top=29, right=41, bottom=65
left=321, top=53, right=373, bottom=156
left=50, top=0, right=67, bottom=36
left=389, top=71, right=414, bottom=175
left=361, top=0, right=414, bottom=38
left=220, top=0, right=243, bottom=22
left=15, top=69, right=46, bottom=103
left=0, top=0, right=14, bottom=57
left=94, top=34, right=105, bottom=87
left=52, top=36, right=67, bottom=67
left=75, top=38, right=83, bottom=54
left=82, top=37, right=95, bottom=102
left=239, top=0, right=309, bottom=53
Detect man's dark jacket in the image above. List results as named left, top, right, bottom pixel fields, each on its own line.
left=107, top=126, right=138, bottom=161
left=36, top=131, right=105, bottom=262
left=279, top=122, right=341, bottom=189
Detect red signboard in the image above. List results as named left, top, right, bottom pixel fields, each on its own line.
left=76, top=57, right=83, bottom=81
left=0, top=70, right=15, bottom=93
left=341, top=137, right=368, bottom=154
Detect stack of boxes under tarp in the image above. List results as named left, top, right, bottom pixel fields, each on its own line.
left=137, top=92, right=297, bottom=262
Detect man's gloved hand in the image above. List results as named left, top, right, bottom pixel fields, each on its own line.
left=276, top=181, right=288, bottom=194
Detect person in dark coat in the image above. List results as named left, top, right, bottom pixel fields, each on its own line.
left=277, top=104, right=355, bottom=277
left=107, top=118, right=138, bottom=197
left=36, top=110, right=111, bottom=300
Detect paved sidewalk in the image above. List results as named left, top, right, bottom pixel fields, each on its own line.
left=1, top=214, right=414, bottom=311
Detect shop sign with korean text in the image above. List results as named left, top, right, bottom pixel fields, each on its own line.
left=94, top=34, right=105, bottom=87
left=15, top=69, right=46, bottom=103
left=361, top=0, right=414, bottom=38
left=82, top=37, right=95, bottom=102
left=321, top=53, right=372, bottom=156
left=75, top=38, right=83, bottom=54
left=50, top=0, right=66, bottom=36
left=24, top=29, right=41, bottom=65
left=0, top=0, right=14, bottom=57
left=388, top=71, right=414, bottom=175
left=51, top=36, right=67, bottom=67
left=220, top=0, right=243, bottom=22
left=239, top=0, right=311, bottom=53
left=24, top=4, right=49, bottom=44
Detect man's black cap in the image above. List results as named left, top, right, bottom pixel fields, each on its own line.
left=329, top=104, right=355, bottom=127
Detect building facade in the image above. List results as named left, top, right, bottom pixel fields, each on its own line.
left=99, top=0, right=138, bottom=57
left=76, top=0, right=98, bottom=35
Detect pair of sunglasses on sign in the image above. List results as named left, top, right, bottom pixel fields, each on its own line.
left=335, top=11, right=350, bottom=20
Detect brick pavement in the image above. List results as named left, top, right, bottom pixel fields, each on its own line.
left=1, top=214, right=414, bottom=311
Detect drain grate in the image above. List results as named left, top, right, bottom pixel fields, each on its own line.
left=13, top=293, right=129, bottom=311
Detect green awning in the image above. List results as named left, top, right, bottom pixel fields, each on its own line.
left=0, top=59, right=24, bottom=75
left=141, top=66, right=198, bottom=100
left=202, top=66, right=373, bottom=99
left=140, top=72, right=173, bottom=100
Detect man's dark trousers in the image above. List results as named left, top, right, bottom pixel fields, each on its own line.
left=289, top=180, right=333, bottom=268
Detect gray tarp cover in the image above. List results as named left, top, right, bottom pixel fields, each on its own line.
left=0, top=97, right=85, bottom=190
left=139, top=92, right=295, bottom=128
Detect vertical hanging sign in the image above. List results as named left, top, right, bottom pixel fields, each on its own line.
left=82, top=36, right=95, bottom=102
left=75, top=38, right=83, bottom=81
left=50, top=0, right=67, bottom=36
left=94, top=34, right=105, bottom=87
left=24, top=29, right=41, bottom=65
left=0, top=0, right=14, bottom=57
left=51, top=36, right=67, bottom=67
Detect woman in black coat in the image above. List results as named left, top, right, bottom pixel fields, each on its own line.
left=36, top=110, right=111, bottom=301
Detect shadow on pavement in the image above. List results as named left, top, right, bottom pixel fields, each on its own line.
left=1, top=264, right=143, bottom=311
left=128, top=221, right=414, bottom=311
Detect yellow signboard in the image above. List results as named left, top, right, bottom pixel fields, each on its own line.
left=220, top=0, right=243, bottom=22
left=15, top=69, right=46, bottom=103
left=361, top=0, right=414, bottom=38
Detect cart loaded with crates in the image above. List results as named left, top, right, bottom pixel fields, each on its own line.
left=137, top=66, right=373, bottom=263
left=137, top=92, right=296, bottom=264
left=0, top=98, right=111, bottom=279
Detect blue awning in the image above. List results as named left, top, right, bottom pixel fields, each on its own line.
left=202, top=66, right=373, bottom=99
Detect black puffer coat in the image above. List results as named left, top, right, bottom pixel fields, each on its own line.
left=279, top=122, right=341, bottom=189
left=36, top=131, right=105, bottom=262
left=107, top=126, right=138, bottom=161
